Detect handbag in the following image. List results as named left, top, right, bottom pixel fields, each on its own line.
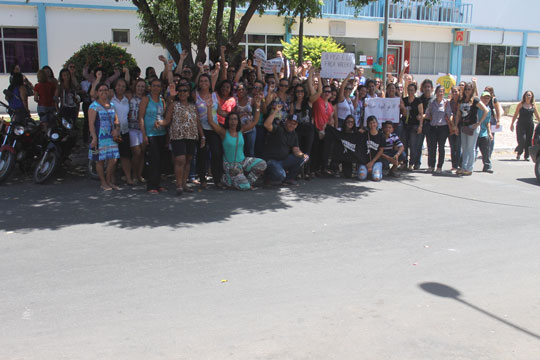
left=461, top=125, right=474, bottom=136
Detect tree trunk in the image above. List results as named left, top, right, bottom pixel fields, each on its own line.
left=215, top=0, right=225, bottom=51
left=298, top=13, right=304, bottom=65
left=227, top=0, right=263, bottom=49
left=228, top=0, right=237, bottom=40
left=174, top=0, right=192, bottom=64
left=194, top=0, right=214, bottom=65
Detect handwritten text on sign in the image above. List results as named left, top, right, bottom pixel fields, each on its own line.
left=364, top=97, right=401, bottom=126
left=320, top=52, right=355, bottom=79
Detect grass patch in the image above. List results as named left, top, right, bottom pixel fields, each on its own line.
left=505, top=103, right=540, bottom=117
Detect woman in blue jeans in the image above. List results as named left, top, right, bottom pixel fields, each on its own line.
left=358, top=116, right=384, bottom=181
left=454, top=83, right=488, bottom=176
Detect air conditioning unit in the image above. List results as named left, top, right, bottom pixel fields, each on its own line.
left=329, top=21, right=346, bottom=37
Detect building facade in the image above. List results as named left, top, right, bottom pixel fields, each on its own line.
left=0, top=0, right=539, bottom=109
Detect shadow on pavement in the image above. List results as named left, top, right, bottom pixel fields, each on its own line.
left=419, top=282, right=540, bottom=341
left=516, top=178, right=540, bottom=186
left=0, top=169, right=382, bottom=231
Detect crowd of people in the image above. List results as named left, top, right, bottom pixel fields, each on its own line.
left=3, top=46, right=539, bottom=193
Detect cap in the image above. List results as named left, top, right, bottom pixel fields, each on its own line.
left=287, top=114, right=299, bottom=122
left=481, top=91, right=491, bottom=98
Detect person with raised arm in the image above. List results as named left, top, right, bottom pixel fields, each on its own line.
left=206, top=96, right=267, bottom=190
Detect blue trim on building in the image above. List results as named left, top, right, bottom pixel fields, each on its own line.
left=36, top=3, right=48, bottom=67
left=284, top=18, right=292, bottom=43
left=517, top=32, right=528, bottom=99
left=449, top=29, right=463, bottom=83
left=376, top=24, right=383, bottom=60
left=0, top=1, right=136, bottom=11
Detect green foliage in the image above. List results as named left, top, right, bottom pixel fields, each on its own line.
left=281, top=36, right=344, bottom=68
left=137, top=0, right=237, bottom=49
left=274, top=0, right=323, bottom=20
left=63, top=42, right=137, bottom=80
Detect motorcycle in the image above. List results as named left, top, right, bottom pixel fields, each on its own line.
left=0, top=101, right=45, bottom=184
left=33, top=112, right=76, bottom=183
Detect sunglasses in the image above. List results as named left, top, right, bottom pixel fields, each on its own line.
left=323, top=90, right=332, bottom=93
left=253, top=86, right=263, bottom=90
left=295, top=90, right=304, bottom=93
left=279, top=84, right=288, bottom=87
left=178, top=89, right=189, bottom=93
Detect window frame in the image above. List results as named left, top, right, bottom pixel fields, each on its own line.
left=112, top=29, right=130, bottom=45
left=474, top=44, right=520, bottom=76
left=0, top=27, right=39, bottom=74
left=409, top=41, right=450, bottom=75
left=239, top=34, right=284, bottom=60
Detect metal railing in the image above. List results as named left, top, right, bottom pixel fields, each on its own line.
left=240, top=0, right=473, bottom=25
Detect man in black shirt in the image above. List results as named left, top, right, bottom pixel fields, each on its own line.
left=263, top=107, right=308, bottom=185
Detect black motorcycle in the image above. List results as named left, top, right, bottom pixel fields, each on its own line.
left=0, top=101, right=45, bottom=184
left=33, top=112, right=76, bottom=183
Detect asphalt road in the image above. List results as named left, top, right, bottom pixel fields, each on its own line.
left=1, top=154, right=540, bottom=360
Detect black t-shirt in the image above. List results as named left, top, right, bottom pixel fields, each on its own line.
left=403, top=96, right=422, bottom=126
left=420, top=94, right=435, bottom=122
left=263, top=124, right=299, bottom=161
left=325, top=126, right=367, bottom=164
left=460, top=97, right=480, bottom=126
left=366, top=131, right=384, bottom=162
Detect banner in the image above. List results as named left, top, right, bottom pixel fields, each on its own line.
left=364, top=97, right=401, bottom=127
left=263, top=58, right=284, bottom=74
left=320, top=52, right=355, bottom=79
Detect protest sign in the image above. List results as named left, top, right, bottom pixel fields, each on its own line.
left=320, top=52, right=355, bottom=79
left=263, top=57, right=283, bottom=74
left=364, top=97, right=401, bottom=127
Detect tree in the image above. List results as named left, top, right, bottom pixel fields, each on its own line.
left=274, top=0, right=323, bottom=65
left=281, top=36, right=345, bottom=68
left=130, top=0, right=442, bottom=66
left=131, top=0, right=269, bottom=66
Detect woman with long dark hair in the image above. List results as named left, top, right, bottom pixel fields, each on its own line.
left=139, top=78, right=167, bottom=194
left=6, top=73, right=29, bottom=122
left=55, top=69, right=80, bottom=125
left=157, top=83, right=205, bottom=195
left=510, top=90, right=540, bottom=161
left=454, top=82, right=488, bottom=175
left=206, top=100, right=267, bottom=190
left=291, top=83, right=315, bottom=179
left=195, top=74, right=222, bottom=189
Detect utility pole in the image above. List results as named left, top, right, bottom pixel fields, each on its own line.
left=382, top=0, right=389, bottom=83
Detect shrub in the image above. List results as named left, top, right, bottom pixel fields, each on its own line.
left=281, top=36, right=345, bottom=68
left=63, top=42, right=137, bottom=81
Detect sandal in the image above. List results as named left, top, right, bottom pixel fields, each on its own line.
left=147, top=189, right=159, bottom=194
left=101, top=185, right=113, bottom=191
left=158, top=187, right=168, bottom=192
left=175, top=187, right=183, bottom=196
left=110, top=184, right=121, bottom=190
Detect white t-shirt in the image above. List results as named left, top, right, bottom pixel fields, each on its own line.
left=112, top=95, right=130, bottom=134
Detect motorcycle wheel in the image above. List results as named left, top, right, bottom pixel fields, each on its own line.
left=33, top=151, right=58, bottom=184
left=0, top=150, right=16, bottom=184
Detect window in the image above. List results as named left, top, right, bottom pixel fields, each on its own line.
left=112, top=29, right=130, bottom=44
left=526, top=47, right=539, bottom=57
left=239, top=34, right=284, bottom=60
left=475, top=45, right=519, bottom=76
left=0, top=27, right=39, bottom=74
left=409, top=41, right=450, bottom=75
left=461, top=45, right=474, bottom=75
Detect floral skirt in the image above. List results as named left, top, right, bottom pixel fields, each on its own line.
left=222, top=157, right=267, bottom=190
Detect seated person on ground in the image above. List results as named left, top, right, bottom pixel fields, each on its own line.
left=380, top=121, right=406, bottom=177
left=262, top=106, right=309, bottom=186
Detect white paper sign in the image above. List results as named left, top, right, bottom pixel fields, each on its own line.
left=491, top=124, right=502, bottom=133
left=364, top=97, right=401, bottom=127
left=263, top=57, right=284, bottom=74
left=254, top=48, right=266, bottom=63
left=320, top=52, right=355, bottom=79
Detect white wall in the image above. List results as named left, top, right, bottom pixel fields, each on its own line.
left=460, top=75, right=519, bottom=101
left=0, top=3, right=164, bottom=113
left=469, top=0, right=539, bottom=32
left=522, top=57, right=540, bottom=100
left=389, top=23, right=452, bottom=43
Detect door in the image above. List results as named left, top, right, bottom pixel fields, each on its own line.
left=387, top=46, right=402, bottom=77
